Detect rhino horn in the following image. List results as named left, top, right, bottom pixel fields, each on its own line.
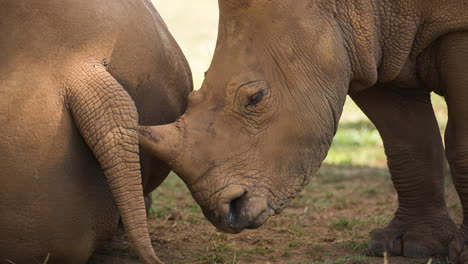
left=139, top=122, right=183, bottom=167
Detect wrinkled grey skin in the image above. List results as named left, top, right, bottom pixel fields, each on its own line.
left=0, top=0, right=191, bottom=263
left=141, top=0, right=468, bottom=262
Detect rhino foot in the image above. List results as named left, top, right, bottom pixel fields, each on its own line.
left=448, top=226, right=468, bottom=264
left=368, top=215, right=461, bottom=260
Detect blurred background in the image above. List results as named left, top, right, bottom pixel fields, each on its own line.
left=155, top=0, right=219, bottom=90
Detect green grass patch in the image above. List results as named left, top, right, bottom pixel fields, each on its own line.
left=288, top=241, right=304, bottom=248
left=338, top=240, right=368, bottom=254
left=330, top=218, right=362, bottom=230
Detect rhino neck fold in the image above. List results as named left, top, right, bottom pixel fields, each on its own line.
left=332, top=0, right=383, bottom=93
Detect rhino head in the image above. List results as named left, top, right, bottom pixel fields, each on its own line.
left=141, top=0, right=357, bottom=233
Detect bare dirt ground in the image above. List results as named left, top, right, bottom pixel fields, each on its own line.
left=90, top=164, right=461, bottom=264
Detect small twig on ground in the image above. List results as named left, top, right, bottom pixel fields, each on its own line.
left=43, top=253, right=51, bottom=264
left=427, top=258, right=433, bottom=264
left=161, top=214, right=172, bottom=226
left=232, top=248, right=237, bottom=264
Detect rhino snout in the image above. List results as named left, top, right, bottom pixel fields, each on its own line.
left=227, top=193, right=271, bottom=232
left=205, top=186, right=272, bottom=234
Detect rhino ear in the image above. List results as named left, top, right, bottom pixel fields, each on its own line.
left=139, top=123, right=182, bottom=166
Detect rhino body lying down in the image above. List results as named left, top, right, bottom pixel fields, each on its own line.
left=0, top=0, right=191, bottom=263
left=141, top=0, right=468, bottom=262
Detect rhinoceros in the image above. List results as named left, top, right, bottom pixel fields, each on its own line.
left=0, top=0, right=191, bottom=263
left=141, top=0, right=468, bottom=262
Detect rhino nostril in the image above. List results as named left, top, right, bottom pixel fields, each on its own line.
left=224, top=192, right=270, bottom=233
left=228, top=192, right=247, bottom=227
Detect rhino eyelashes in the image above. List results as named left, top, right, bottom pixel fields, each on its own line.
left=246, top=90, right=265, bottom=107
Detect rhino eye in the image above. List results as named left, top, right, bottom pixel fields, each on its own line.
left=246, top=90, right=264, bottom=107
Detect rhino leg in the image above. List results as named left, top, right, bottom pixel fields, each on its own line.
left=351, top=85, right=458, bottom=258
left=438, top=31, right=468, bottom=264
